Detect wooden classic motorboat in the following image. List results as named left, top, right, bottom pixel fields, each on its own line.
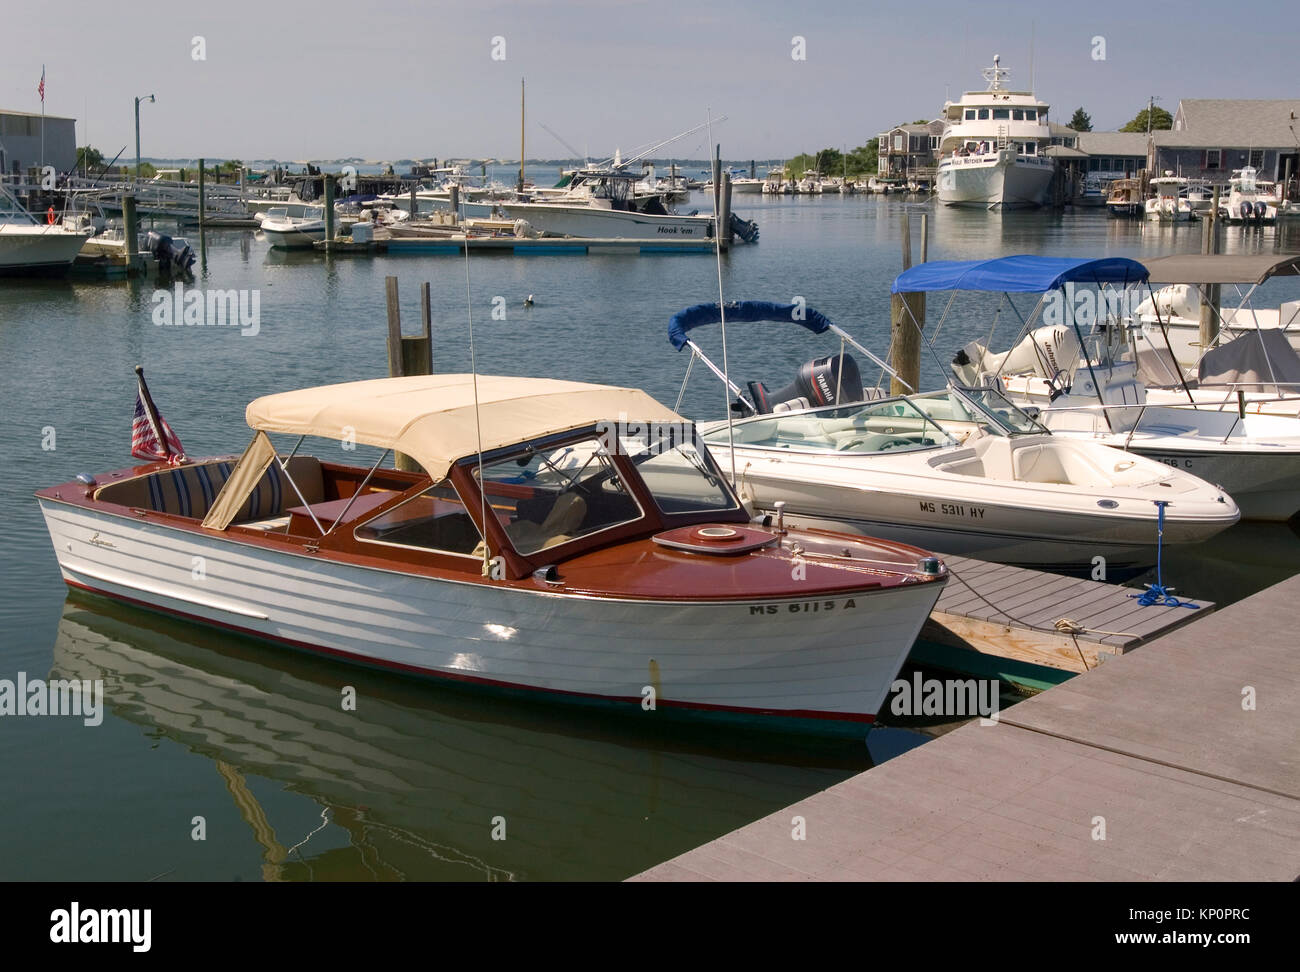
left=36, top=374, right=949, bottom=737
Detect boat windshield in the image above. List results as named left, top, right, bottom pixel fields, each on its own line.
left=910, top=386, right=1050, bottom=436
left=702, top=398, right=958, bottom=454
left=619, top=427, right=742, bottom=515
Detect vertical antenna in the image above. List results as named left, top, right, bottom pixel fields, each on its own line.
left=1029, top=21, right=1035, bottom=91
left=518, top=78, right=526, bottom=193
left=463, top=223, right=490, bottom=574
left=707, top=110, right=737, bottom=489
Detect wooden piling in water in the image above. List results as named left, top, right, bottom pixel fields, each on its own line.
left=122, top=194, right=139, bottom=263
left=718, top=172, right=732, bottom=252
left=385, top=276, right=432, bottom=471
left=449, top=185, right=460, bottom=225
left=323, top=174, right=335, bottom=252
left=890, top=212, right=925, bottom=395
left=1199, top=187, right=1221, bottom=351
left=198, top=158, right=206, bottom=228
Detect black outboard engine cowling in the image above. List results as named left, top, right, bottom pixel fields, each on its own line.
left=145, top=231, right=196, bottom=274
left=747, top=352, right=863, bottom=414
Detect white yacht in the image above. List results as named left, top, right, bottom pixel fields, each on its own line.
left=935, top=55, right=1055, bottom=209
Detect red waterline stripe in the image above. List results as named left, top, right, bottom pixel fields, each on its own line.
left=63, top=579, right=876, bottom=725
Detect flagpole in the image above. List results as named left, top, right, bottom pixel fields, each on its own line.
left=134, top=365, right=169, bottom=458
left=40, top=65, right=45, bottom=170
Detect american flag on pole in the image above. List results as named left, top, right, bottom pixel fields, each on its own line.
left=38, top=66, right=44, bottom=104
left=132, top=367, right=186, bottom=464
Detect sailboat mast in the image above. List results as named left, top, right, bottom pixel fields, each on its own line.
left=518, top=78, right=526, bottom=193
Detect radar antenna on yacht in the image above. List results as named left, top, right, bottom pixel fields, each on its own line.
left=982, top=54, right=1009, bottom=91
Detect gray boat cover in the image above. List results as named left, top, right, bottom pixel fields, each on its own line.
left=1197, top=328, right=1300, bottom=390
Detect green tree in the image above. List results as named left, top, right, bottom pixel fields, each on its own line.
left=1068, top=108, right=1093, bottom=132
left=77, top=145, right=105, bottom=171
left=1120, top=106, right=1173, bottom=133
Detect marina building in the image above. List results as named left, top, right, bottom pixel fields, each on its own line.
left=1151, top=99, right=1300, bottom=186
left=0, top=109, right=77, bottom=176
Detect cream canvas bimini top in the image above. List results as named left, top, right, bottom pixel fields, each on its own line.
left=244, top=374, right=687, bottom=481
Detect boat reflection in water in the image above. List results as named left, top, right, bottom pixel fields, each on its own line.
left=50, top=593, right=919, bottom=881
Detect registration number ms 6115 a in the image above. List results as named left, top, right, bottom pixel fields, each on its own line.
left=749, top=599, right=858, bottom=615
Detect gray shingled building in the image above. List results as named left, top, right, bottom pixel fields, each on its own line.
left=1152, top=99, right=1300, bottom=185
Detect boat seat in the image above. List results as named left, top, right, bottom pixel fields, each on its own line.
left=93, top=456, right=324, bottom=522
left=476, top=493, right=588, bottom=557
left=1011, top=444, right=1071, bottom=484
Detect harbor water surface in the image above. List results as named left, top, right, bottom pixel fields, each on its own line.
left=3, top=181, right=1299, bottom=879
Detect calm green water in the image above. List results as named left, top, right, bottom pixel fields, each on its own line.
left=2, top=185, right=1298, bottom=880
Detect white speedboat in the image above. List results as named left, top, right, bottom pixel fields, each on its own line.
left=37, top=373, right=948, bottom=737
left=1125, top=253, right=1300, bottom=375
left=1220, top=167, right=1279, bottom=223
left=668, top=301, right=1238, bottom=574
left=259, top=207, right=326, bottom=248
left=930, top=255, right=1300, bottom=520
left=934, top=55, right=1055, bottom=209
left=501, top=169, right=717, bottom=239
left=0, top=185, right=93, bottom=275
left=1144, top=174, right=1194, bottom=221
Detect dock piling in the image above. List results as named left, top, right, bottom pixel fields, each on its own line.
left=718, top=172, right=732, bottom=252
left=890, top=212, right=926, bottom=395
left=1199, top=187, right=1221, bottom=350
left=385, top=276, right=432, bottom=471
left=323, top=174, right=335, bottom=252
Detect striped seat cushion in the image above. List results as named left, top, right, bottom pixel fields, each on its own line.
left=97, top=457, right=323, bottom=522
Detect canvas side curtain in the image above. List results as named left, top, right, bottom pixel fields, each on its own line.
left=201, top=430, right=278, bottom=531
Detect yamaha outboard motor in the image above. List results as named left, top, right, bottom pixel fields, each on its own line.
left=145, top=231, right=196, bottom=274
left=1254, top=201, right=1268, bottom=220
left=746, top=352, right=863, bottom=414
left=1240, top=201, right=1253, bottom=221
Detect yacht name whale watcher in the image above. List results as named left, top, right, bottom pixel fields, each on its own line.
left=49, top=902, right=151, bottom=952
left=0, top=672, right=102, bottom=726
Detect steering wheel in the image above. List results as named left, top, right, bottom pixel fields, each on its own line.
left=879, top=437, right=916, bottom=451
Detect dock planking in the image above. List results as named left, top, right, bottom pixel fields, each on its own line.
left=631, top=572, right=1300, bottom=882
left=917, top=554, right=1213, bottom=683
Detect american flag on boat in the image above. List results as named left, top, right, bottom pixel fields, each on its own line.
left=131, top=368, right=186, bottom=464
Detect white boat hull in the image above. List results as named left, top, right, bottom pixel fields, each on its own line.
left=500, top=203, right=714, bottom=240
left=0, top=224, right=93, bottom=273
left=937, top=152, right=1054, bottom=209
left=261, top=221, right=325, bottom=248
left=709, top=436, right=1237, bottom=572
left=38, top=500, right=942, bottom=733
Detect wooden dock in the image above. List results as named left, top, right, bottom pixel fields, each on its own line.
left=313, top=235, right=718, bottom=256
left=631, top=572, right=1300, bottom=882
left=917, top=555, right=1213, bottom=691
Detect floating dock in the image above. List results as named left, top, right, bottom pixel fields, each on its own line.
left=918, top=555, right=1213, bottom=692
left=631, top=572, right=1300, bottom=881
left=313, top=235, right=719, bottom=256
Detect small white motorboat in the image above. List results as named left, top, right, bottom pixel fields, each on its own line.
left=258, top=206, right=326, bottom=248
left=668, top=301, right=1239, bottom=574
left=932, top=255, right=1300, bottom=520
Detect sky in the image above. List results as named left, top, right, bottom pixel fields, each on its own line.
left=6, top=0, right=1297, bottom=164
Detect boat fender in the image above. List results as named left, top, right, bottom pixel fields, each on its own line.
left=46, top=206, right=56, bottom=224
